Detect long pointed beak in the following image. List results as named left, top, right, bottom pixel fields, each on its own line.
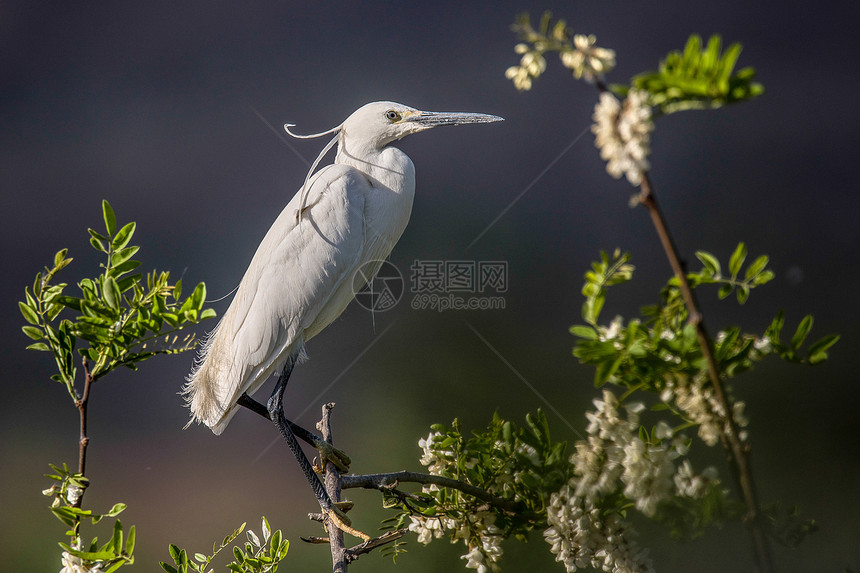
left=407, top=110, right=504, bottom=127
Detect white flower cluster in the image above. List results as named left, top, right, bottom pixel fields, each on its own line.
left=505, top=45, right=547, bottom=91
left=575, top=390, right=682, bottom=517
left=414, top=431, right=504, bottom=572
left=561, top=34, right=616, bottom=80
left=544, top=483, right=653, bottom=573
left=660, top=375, right=749, bottom=446
left=545, top=389, right=721, bottom=571
left=408, top=511, right=503, bottom=573
left=674, top=460, right=719, bottom=498
left=592, top=89, right=654, bottom=186
left=60, top=548, right=102, bottom=573
left=418, top=430, right=451, bottom=475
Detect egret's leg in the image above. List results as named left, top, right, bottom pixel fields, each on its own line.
left=237, top=393, right=351, bottom=471
left=265, top=358, right=369, bottom=541
left=266, top=356, right=332, bottom=508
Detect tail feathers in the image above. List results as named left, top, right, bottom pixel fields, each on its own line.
left=183, top=325, right=231, bottom=433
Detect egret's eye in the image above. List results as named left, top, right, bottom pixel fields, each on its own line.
left=385, top=110, right=401, bottom=122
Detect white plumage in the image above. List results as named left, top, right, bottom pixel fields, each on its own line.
left=183, top=101, right=502, bottom=434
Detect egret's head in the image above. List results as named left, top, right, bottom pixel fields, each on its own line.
left=342, top=101, right=503, bottom=149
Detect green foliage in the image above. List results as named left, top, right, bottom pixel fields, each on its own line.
left=20, top=200, right=215, bottom=397
left=43, top=463, right=135, bottom=572
left=391, top=410, right=573, bottom=553
left=573, top=247, right=836, bottom=390
left=625, top=34, right=764, bottom=114
left=580, top=248, right=635, bottom=326
left=23, top=200, right=217, bottom=573
left=161, top=518, right=289, bottom=573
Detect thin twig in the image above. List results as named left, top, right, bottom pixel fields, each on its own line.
left=75, top=358, right=95, bottom=503
left=345, top=529, right=408, bottom=563
left=637, top=173, right=774, bottom=573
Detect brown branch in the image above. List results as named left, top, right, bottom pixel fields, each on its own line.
left=341, top=471, right=527, bottom=516
left=318, top=403, right=348, bottom=573
left=637, top=173, right=774, bottom=573
left=73, top=358, right=95, bottom=507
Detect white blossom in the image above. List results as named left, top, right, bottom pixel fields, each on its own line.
left=544, top=481, right=654, bottom=573
left=408, top=515, right=447, bottom=545
left=560, top=34, right=616, bottom=80
left=620, top=438, right=674, bottom=517
left=505, top=50, right=547, bottom=91
left=674, top=460, right=719, bottom=498
left=66, top=484, right=84, bottom=506
left=60, top=551, right=103, bottom=573
left=592, top=90, right=653, bottom=186
left=418, top=430, right=450, bottom=475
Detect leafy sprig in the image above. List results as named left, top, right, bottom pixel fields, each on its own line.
left=20, top=200, right=215, bottom=397
left=573, top=247, right=837, bottom=390
left=626, top=34, right=764, bottom=114
left=43, top=463, right=135, bottom=573
left=161, top=518, right=289, bottom=573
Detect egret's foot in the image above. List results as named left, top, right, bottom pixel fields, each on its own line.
left=316, top=442, right=351, bottom=472
left=323, top=505, right=371, bottom=542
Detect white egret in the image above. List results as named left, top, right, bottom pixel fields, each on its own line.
left=183, top=101, right=502, bottom=532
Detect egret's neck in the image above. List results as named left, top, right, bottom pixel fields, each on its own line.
left=335, top=137, right=414, bottom=196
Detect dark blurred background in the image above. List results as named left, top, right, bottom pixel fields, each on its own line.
left=2, top=2, right=858, bottom=571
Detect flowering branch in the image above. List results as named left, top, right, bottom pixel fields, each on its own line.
left=637, top=173, right=774, bottom=573
left=499, top=13, right=836, bottom=573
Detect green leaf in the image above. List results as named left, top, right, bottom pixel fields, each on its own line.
left=106, top=502, right=127, bottom=517
left=790, top=315, right=814, bottom=350
left=728, top=242, right=747, bottom=278
left=160, top=563, right=179, bottom=573
left=27, top=342, right=51, bottom=351
left=111, top=520, right=123, bottom=552
left=111, top=246, right=140, bottom=268
left=22, top=325, right=44, bottom=340
left=126, top=525, right=136, bottom=555
left=111, top=260, right=142, bottom=280
left=695, top=251, right=721, bottom=276
left=104, top=277, right=122, bottom=310
left=19, top=301, right=39, bottom=325
left=570, top=324, right=597, bottom=339
left=744, top=254, right=769, bottom=280
left=112, top=222, right=136, bottom=251
left=753, top=269, right=775, bottom=285
left=103, top=200, right=117, bottom=236
left=54, top=248, right=69, bottom=268
left=90, top=236, right=108, bottom=253
left=736, top=284, right=750, bottom=305
left=717, top=283, right=733, bottom=300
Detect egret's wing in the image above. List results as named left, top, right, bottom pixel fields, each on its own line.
left=186, top=164, right=372, bottom=431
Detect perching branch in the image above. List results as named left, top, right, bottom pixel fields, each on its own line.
left=313, top=404, right=410, bottom=572
left=637, top=173, right=774, bottom=573
left=318, top=403, right=348, bottom=573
